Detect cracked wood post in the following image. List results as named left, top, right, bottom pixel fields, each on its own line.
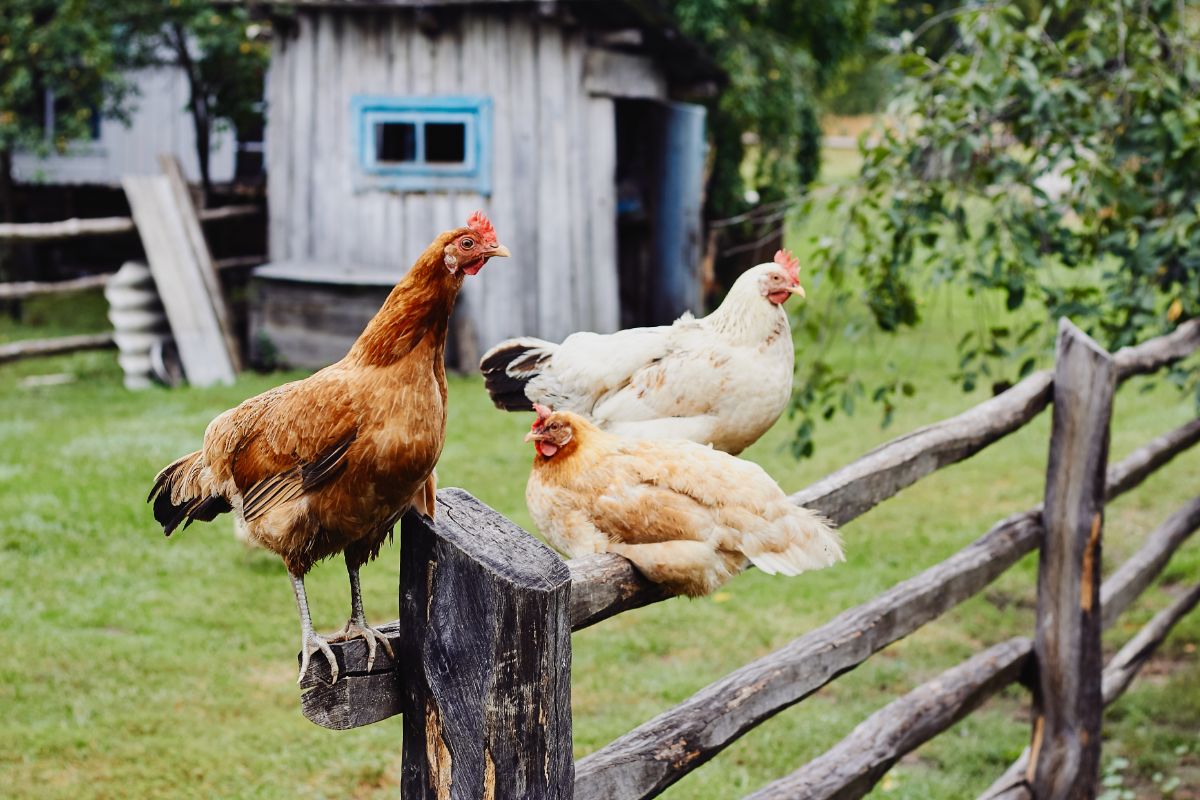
left=399, top=489, right=573, bottom=800
left=1029, top=319, right=1115, bottom=799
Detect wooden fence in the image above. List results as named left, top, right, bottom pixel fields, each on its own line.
left=0, top=157, right=261, bottom=368
left=299, top=318, right=1200, bottom=799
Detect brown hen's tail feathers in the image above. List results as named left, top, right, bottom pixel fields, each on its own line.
left=148, top=451, right=231, bottom=537
left=479, top=337, right=556, bottom=411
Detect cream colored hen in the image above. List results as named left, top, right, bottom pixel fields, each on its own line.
left=524, top=406, right=842, bottom=596
left=482, top=250, right=807, bottom=455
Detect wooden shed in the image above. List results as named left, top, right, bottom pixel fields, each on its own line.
left=253, top=0, right=721, bottom=369
left=12, top=66, right=238, bottom=187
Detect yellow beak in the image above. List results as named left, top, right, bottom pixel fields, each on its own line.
left=787, top=284, right=807, bottom=299
left=491, top=244, right=511, bottom=258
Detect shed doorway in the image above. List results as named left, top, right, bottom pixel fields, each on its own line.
left=614, top=99, right=707, bottom=329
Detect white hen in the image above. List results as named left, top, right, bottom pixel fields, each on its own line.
left=481, top=250, right=806, bottom=455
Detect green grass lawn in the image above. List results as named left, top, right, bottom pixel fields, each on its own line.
left=2, top=188, right=1198, bottom=797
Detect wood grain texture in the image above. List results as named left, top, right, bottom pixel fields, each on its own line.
left=583, top=49, right=668, bottom=99
left=789, top=370, right=1054, bottom=527
left=300, top=621, right=403, bottom=730
left=566, top=412, right=1200, bottom=635
left=571, top=512, right=1043, bottom=800
left=785, top=318, right=1199, bottom=532
left=979, top=581, right=1200, bottom=800
left=0, top=332, right=114, bottom=364
left=158, top=154, right=243, bottom=372
left=570, top=416, right=1200, bottom=800
left=1030, top=319, right=1114, bottom=800
left=400, top=489, right=574, bottom=800
left=122, top=175, right=237, bottom=387
left=787, top=494, right=1200, bottom=800
left=568, top=555, right=670, bottom=630
left=0, top=205, right=256, bottom=243
left=297, top=420, right=1199, bottom=734
left=744, top=637, right=1033, bottom=800
left=1112, top=318, right=1200, bottom=379
left=262, top=7, right=624, bottom=363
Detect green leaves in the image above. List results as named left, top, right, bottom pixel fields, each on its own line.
left=669, top=0, right=872, bottom=218
left=0, top=0, right=134, bottom=155
left=788, top=0, right=1200, bottom=458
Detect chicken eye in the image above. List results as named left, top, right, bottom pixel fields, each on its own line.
left=460, top=237, right=475, bottom=250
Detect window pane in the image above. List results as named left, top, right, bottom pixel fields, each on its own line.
left=376, top=122, right=417, bottom=162
left=425, top=122, right=466, bottom=163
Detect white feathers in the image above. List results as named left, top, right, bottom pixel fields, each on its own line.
left=488, top=261, right=798, bottom=454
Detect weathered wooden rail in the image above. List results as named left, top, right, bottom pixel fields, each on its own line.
left=1, top=155, right=262, bottom=374
left=0, top=203, right=259, bottom=244
left=300, top=317, right=1200, bottom=799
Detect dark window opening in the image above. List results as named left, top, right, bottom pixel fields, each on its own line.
left=424, top=122, right=466, bottom=163
left=376, top=122, right=417, bottom=162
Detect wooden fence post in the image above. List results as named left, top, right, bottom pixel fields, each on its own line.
left=399, top=489, right=574, bottom=800
left=1028, top=319, right=1115, bottom=799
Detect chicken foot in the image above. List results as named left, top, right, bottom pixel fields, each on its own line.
left=290, top=572, right=339, bottom=685
left=326, top=560, right=395, bottom=672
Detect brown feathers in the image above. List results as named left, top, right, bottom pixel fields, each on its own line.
left=149, top=218, right=508, bottom=577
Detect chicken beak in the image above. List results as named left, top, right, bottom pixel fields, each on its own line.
left=490, top=243, right=511, bottom=258
left=787, top=284, right=807, bottom=299
left=523, top=430, right=540, bottom=443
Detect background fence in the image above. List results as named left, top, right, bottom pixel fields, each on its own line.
left=0, top=154, right=262, bottom=369
left=297, top=318, right=1200, bottom=799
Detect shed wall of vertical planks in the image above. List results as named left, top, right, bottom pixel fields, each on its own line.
left=264, top=8, right=623, bottom=355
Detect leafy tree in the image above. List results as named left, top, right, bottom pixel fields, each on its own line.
left=0, top=0, right=265, bottom=219
left=669, top=0, right=874, bottom=219
left=0, top=0, right=134, bottom=220
left=791, top=0, right=1200, bottom=457
left=124, top=1, right=268, bottom=202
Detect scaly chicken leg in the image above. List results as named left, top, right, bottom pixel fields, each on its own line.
left=327, top=558, right=396, bottom=672
left=290, top=572, right=339, bottom=684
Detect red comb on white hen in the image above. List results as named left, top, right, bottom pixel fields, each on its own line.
left=467, top=210, right=498, bottom=246
left=774, top=249, right=801, bottom=285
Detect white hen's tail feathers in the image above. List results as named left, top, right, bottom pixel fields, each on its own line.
left=737, top=506, right=843, bottom=576
left=479, top=337, right=557, bottom=411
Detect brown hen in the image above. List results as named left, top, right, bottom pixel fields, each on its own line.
left=149, top=212, right=509, bottom=683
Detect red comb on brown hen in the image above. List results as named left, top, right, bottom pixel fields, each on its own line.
left=467, top=210, right=498, bottom=247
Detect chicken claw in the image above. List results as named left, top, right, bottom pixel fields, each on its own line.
left=328, top=621, right=396, bottom=672
left=298, top=630, right=339, bottom=685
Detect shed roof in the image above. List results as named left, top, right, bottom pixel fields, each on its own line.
left=248, top=0, right=724, bottom=88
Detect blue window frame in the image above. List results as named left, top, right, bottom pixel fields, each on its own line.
left=351, top=95, right=492, bottom=194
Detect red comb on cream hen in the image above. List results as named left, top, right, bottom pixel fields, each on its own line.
left=524, top=404, right=560, bottom=458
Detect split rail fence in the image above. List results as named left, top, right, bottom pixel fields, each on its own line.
left=300, top=318, right=1200, bottom=800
